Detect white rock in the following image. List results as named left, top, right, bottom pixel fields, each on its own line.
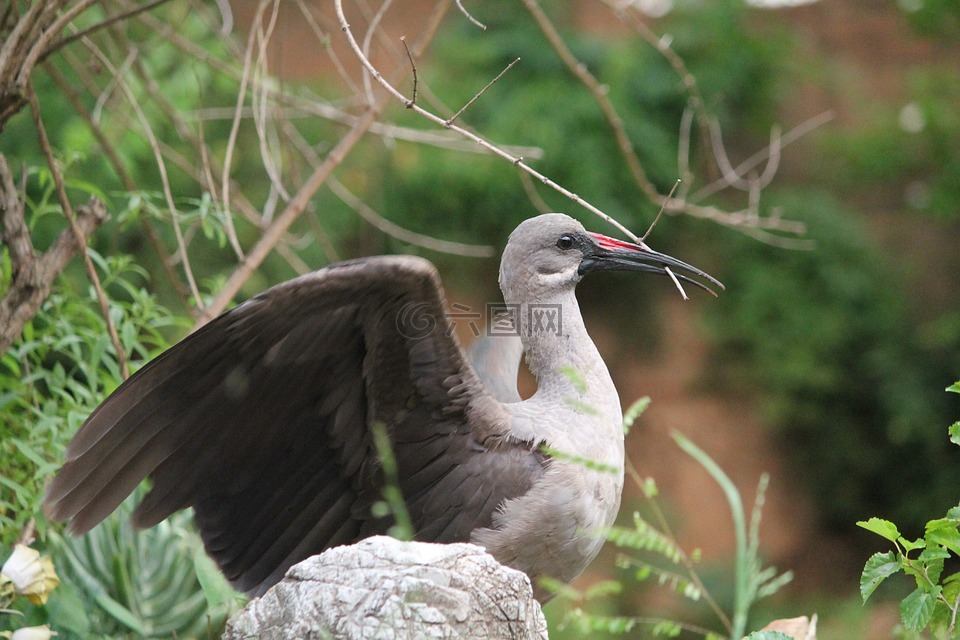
left=223, top=536, right=548, bottom=640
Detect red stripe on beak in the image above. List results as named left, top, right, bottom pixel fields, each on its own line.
left=588, top=232, right=645, bottom=252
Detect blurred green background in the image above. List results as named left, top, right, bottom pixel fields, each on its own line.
left=2, top=0, right=959, bottom=637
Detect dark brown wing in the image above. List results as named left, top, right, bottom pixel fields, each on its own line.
left=44, top=256, right=545, bottom=596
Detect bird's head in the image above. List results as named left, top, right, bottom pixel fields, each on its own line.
left=499, top=213, right=723, bottom=302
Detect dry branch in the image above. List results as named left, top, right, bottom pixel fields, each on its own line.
left=27, top=82, right=130, bottom=378
left=333, top=0, right=641, bottom=243
left=525, top=0, right=816, bottom=244
left=199, top=0, right=454, bottom=323
left=0, top=154, right=108, bottom=354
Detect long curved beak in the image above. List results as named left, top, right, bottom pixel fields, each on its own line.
left=579, top=233, right=724, bottom=298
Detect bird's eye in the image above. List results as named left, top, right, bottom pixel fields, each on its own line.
left=556, top=234, right=576, bottom=250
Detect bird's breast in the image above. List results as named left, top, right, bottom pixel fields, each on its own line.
left=470, top=455, right=624, bottom=598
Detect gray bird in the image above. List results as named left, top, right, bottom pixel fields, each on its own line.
left=44, top=213, right=721, bottom=601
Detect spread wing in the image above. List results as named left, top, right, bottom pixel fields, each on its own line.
left=44, top=256, right=545, bottom=595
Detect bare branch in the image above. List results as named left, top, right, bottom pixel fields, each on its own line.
left=334, top=0, right=641, bottom=242
left=400, top=37, right=418, bottom=107
left=43, top=62, right=193, bottom=308
left=39, top=0, right=172, bottom=62
left=518, top=170, right=552, bottom=214
left=690, top=111, right=834, bottom=203
left=455, top=0, right=487, bottom=31
left=360, top=0, right=396, bottom=107
left=446, top=57, right=520, bottom=126
left=26, top=87, right=128, bottom=376
left=521, top=0, right=660, bottom=203
left=83, top=36, right=205, bottom=310
left=201, top=0, right=455, bottom=324
left=329, top=176, right=494, bottom=257
left=0, top=152, right=108, bottom=353
left=642, top=179, right=681, bottom=243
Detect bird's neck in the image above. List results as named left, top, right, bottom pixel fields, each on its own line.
left=508, top=288, right=621, bottom=421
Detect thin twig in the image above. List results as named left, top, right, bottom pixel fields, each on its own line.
left=455, top=0, right=486, bottom=30
left=38, top=0, right=171, bottom=62
left=359, top=0, right=396, bottom=107
left=282, top=117, right=491, bottom=257
left=446, top=57, right=520, bottom=126
left=664, top=267, right=687, bottom=301
left=222, top=0, right=268, bottom=234
left=203, top=105, right=377, bottom=321
left=83, top=36, right=204, bottom=309
left=43, top=62, right=193, bottom=308
left=294, top=0, right=359, bottom=95
left=251, top=0, right=292, bottom=211
left=334, top=0, right=639, bottom=242
left=193, top=69, right=245, bottom=261
left=521, top=0, right=664, bottom=206
left=26, top=84, right=129, bottom=378
left=329, top=176, right=494, bottom=257
left=400, top=37, right=417, bottom=107
left=690, top=111, right=834, bottom=202
left=518, top=170, right=552, bottom=214
left=641, top=179, right=680, bottom=243
left=203, top=0, right=455, bottom=322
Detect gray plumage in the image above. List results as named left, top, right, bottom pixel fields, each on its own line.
left=44, top=213, right=721, bottom=600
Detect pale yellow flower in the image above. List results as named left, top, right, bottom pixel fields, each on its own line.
left=0, top=545, right=60, bottom=605
left=9, top=626, right=55, bottom=640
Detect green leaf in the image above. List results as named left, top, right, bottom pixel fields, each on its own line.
left=45, top=581, right=91, bottom=636
left=583, top=579, right=622, bottom=600
left=194, top=545, right=239, bottom=610
left=918, top=546, right=951, bottom=562
left=640, top=477, right=659, bottom=498
left=947, top=381, right=960, bottom=394
left=857, top=517, right=902, bottom=542
left=94, top=591, right=148, bottom=635
left=900, top=586, right=940, bottom=632
left=898, top=537, right=925, bottom=552
left=925, top=519, right=960, bottom=556
left=949, top=422, right=960, bottom=446
left=861, top=551, right=901, bottom=602
left=622, top=397, right=650, bottom=435
left=650, top=619, right=682, bottom=637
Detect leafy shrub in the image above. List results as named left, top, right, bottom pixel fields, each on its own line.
left=704, top=190, right=960, bottom=532
left=0, top=250, right=182, bottom=548
left=857, top=381, right=960, bottom=639
left=46, top=492, right=240, bottom=640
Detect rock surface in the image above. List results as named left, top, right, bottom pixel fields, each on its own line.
left=223, top=536, right=548, bottom=640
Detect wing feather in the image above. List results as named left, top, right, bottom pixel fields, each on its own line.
left=44, top=256, right=545, bottom=596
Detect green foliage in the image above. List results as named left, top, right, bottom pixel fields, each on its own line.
left=370, top=422, right=415, bottom=541
left=46, top=492, right=242, bottom=640
left=672, top=432, right=793, bottom=639
left=858, top=381, right=960, bottom=639
left=900, top=0, right=960, bottom=41
left=818, top=66, right=960, bottom=219
left=550, top=399, right=792, bottom=640
left=0, top=251, right=182, bottom=549
left=704, top=191, right=960, bottom=531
